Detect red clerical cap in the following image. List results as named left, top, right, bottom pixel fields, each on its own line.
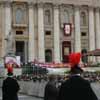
left=69, top=53, right=81, bottom=67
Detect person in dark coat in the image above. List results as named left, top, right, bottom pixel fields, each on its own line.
left=57, top=53, right=98, bottom=100
left=44, top=75, right=58, bottom=100
left=2, top=66, right=20, bottom=100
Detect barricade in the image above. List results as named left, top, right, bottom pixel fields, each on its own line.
left=18, top=80, right=47, bottom=97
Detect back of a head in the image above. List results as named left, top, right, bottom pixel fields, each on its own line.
left=7, top=66, right=13, bottom=77
left=49, top=74, right=56, bottom=81
left=7, top=72, right=13, bottom=76
left=70, top=64, right=83, bottom=75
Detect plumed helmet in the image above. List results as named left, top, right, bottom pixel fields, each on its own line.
left=69, top=53, right=83, bottom=74
left=7, top=65, right=13, bottom=76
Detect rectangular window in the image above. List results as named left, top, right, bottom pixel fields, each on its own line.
left=81, top=32, right=86, bottom=36
left=45, top=31, right=51, bottom=35
left=16, top=31, right=23, bottom=35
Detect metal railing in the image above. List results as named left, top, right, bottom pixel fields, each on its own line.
left=21, top=64, right=48, bottom=75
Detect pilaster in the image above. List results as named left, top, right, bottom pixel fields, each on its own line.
left=74, top=6, right=81, bottom=52
left=88, top=7, right=96, bottom=62
left=38, top=3, right=45, bottom=62
left=28, top=2, right=35, bottom=62
left=53, top=4, right=60, bottom=62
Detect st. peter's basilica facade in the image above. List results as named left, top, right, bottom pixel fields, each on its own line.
left=0, top=0, right=100, bottom=63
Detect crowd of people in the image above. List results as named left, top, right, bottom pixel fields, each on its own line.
left=44, top=64, right=98, bottom=100
left=1, top=53, right=100, bottom=100
left=12, top=71, right=100, bottom=84
left=2, top=66, right=100, bottom=100
left=82, top=71, right=100, bottom=82
left=2, top=67, right=99, bottom=100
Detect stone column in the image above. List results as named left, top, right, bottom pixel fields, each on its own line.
left=5, top=2, right=11, bottom=56
left=74, top=6, right=81, bottom=52
left=95, top=8, right=100, bottom=62
left=28, top=3, right=35, bottom=62
left=38, top=4, right=45, bottom=62
left=0, top=4, right=5, bottom=58
left=25, top=41, right=28, bottom=63
left=54, top=5, right=60, bottom=63
left=89, top=7, right=95, bottom=62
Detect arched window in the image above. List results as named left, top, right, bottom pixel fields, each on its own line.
left=45, top=10, right=51, bottom=25
left=15, top=8, right=23, bottom=24
left=80, top=12, right=86, bottom=25
left=45, top=49, right=52, bottom=62
left=63, top=10, right=69, bottom=23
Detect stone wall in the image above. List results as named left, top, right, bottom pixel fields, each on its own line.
left=18, top=80, right=47, bottom=97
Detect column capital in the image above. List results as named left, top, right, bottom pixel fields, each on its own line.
left=37, top=3, right=44, bottom=8
left=53, top=4, right=60, bottom=9
left=88, top=6, right=94, bottom=10
left=95, top=7, right=100, bottom=12
left=74, top=5, right=81, bottom=11
left=28, top=2, right=34, bottom=8
left=0, top=1, right=5, bottom=6
left=4, top=1, right=11, bottom=7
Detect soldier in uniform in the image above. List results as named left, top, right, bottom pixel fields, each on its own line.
left=57, top=53, right=98, bottom=100
left=2, top=67, right=20, bottom=100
